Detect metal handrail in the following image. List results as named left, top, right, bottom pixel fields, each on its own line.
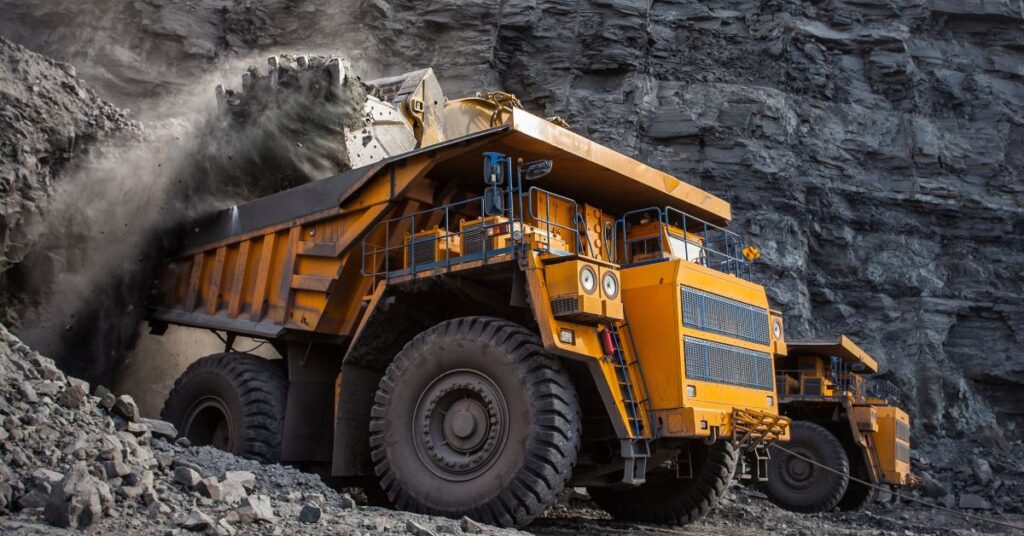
left=614, top=206, right=752, bottom=280
left=361, top=194, right=511, bottom=281
left=362, top=184, right=588, bottom=282
left=525, top=186, right=583, bottom=255
left=865, top=378, right=900, bottom=404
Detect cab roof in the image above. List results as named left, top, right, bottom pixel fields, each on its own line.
left=430, top=108, right=732, bottom=224
left=787, top=335, right=879, bottom=374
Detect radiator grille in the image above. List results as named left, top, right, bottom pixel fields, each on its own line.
left=684, top=337, right=773, bottom=390
left=896, top=420, right=910, bottom=442
left=896, top=442, right=910, bottom=463
left=408, top=236, right=437, bottom=267
left=681, top=287, right=769, bottom=345
left=462, top=222, right=487, bottom=256
left=550, top=295, right=579, bottom=317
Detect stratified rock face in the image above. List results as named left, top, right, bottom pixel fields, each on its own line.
left=1, top=1, right=1022, bottom=440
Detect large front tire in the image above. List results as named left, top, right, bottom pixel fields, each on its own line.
left=587, top=441, right=738, bottom=525
left=837, top=450, right=876, bottom=511
left=161, top=353, right=288, bottom=462
left=765, top=421, right=850, bottom=513
left=369, top=317, right=581, bottom=527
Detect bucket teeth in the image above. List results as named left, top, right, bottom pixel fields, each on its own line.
left=296, top=55, right=307, bottom=69
left=327, top=57, right=346, bottom=87
left=215, top=84, right=227, bottom=112
left=241, top=71, right=253, bottom=92
left=267, top=56, right=279, bottom=87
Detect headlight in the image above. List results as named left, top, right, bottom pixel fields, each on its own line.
left=772, top=319, right=783, bottom=340
left=579, top=265, right=597, bottom=294
left=601, top=271, right=619, bottom=299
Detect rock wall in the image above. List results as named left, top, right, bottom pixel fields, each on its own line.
left=1, top=0, right=1022, bottom=440
left=0, top=37, right=136, bottom=325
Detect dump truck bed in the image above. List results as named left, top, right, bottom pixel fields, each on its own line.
left=149, top=108, right=732, bottom=342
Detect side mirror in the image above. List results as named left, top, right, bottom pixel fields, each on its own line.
left=483, top=152, right=506, bottom=186
left=520, top=159, right=553, bottom=181
left=483, top=186, right=505, bottom=216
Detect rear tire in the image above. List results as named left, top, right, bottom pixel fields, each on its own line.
left=161, top=353, right=288, bottom=463
left=587, top=441, right=738, bottom=525
left=765, top=421, right=849, bottom=513
left=369, top=316, right=581, bottom=527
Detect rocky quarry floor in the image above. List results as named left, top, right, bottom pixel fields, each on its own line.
left=1, top=327, right=1022, bottom=534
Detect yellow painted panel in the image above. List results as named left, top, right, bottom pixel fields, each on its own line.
left=621, top=262, right=684, bottom=410
left=874, top=406, right=912, bottom=485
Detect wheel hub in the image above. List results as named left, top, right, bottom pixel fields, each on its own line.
left=414, top=369, right=508, bottom=481
left=183, top=397, right=234, bottom=452
left=783, top=447, right=817, bottom=485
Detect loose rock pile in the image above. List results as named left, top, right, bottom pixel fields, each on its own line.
left=0, top=323, right=523, bottom=535
left=913, top=438, right=1024, bottom=515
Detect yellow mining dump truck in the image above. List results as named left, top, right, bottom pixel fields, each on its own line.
left=765, top=336, right=915, bottom=512
left=147, top=61, right=789, bottom=527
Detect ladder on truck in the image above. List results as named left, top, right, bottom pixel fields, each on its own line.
left=864, top=430, right=884, bottom=482
left=605, top=321, right=653, bottom=485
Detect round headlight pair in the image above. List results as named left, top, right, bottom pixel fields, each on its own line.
left=578, top=266, right=619, bottom=299
left=579, top=266, right=597, bottom=294
left=602, top=271, right=619, bottom=299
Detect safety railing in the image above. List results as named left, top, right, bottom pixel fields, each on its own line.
left=361, top=186, right=586, bottom=281
left=775, top=368, right=855, bottom=400
left=614, top=206, right=752, bottom=280
left=865, top=378, right=901, bottom=405
left=361, top=193, right=516, bottom=282
left=776, top=363, right=900, bottom=406
left=525, top=186, right=583, bottom=255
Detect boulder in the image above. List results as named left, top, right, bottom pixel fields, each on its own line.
left=223, top=470, right=256, bottom=491
left=971, top=458, right=993, bottom=486
left=141, top=418, right=178, bottom=440
left=18, top=381, right=38, bottom=403
left=298, top=502, right=321, bottom=523
left=59, top=378, right=90, bottom=409
left=113, top=395, right=140, bottom=422
left=218, top=479, right=248, bottom=505
left=235, top=495, right=274, bottom=523
left=196, top=477, right=223, bottom=500
left=44, top=462, right=113, bottom=529
left=460, top=516, right=485, bottom=534
left=406, top=519, right=436, bottom=536
left=959, top=493, right=992, bottom=510
left=173, top=467, right=201, bottom=489
left=181, top=508, right=214, bottom=531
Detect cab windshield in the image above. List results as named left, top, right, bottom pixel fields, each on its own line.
left=667, top=234, right=704, bottom=263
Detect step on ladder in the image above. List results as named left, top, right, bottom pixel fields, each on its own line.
left=606, top=322, right=652, bottom=485
left=864, top=431, right=884, bottom=482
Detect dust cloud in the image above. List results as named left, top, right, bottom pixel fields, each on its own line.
left=16, top=55, right=369, bottom=386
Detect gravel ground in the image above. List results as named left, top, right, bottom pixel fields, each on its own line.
left=2, top=321, right=1021, bottom=535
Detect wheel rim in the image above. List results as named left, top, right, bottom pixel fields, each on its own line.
left=780, top=446, right=819, bottom=490
left=413, top=369, right=509, bottom=482
left=183, top=397, right=234, bottom=452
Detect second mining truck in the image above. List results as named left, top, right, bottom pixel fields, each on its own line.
left=764, top=337, right=916, bottom=512
left=147, top=58, right=790, bottom=527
